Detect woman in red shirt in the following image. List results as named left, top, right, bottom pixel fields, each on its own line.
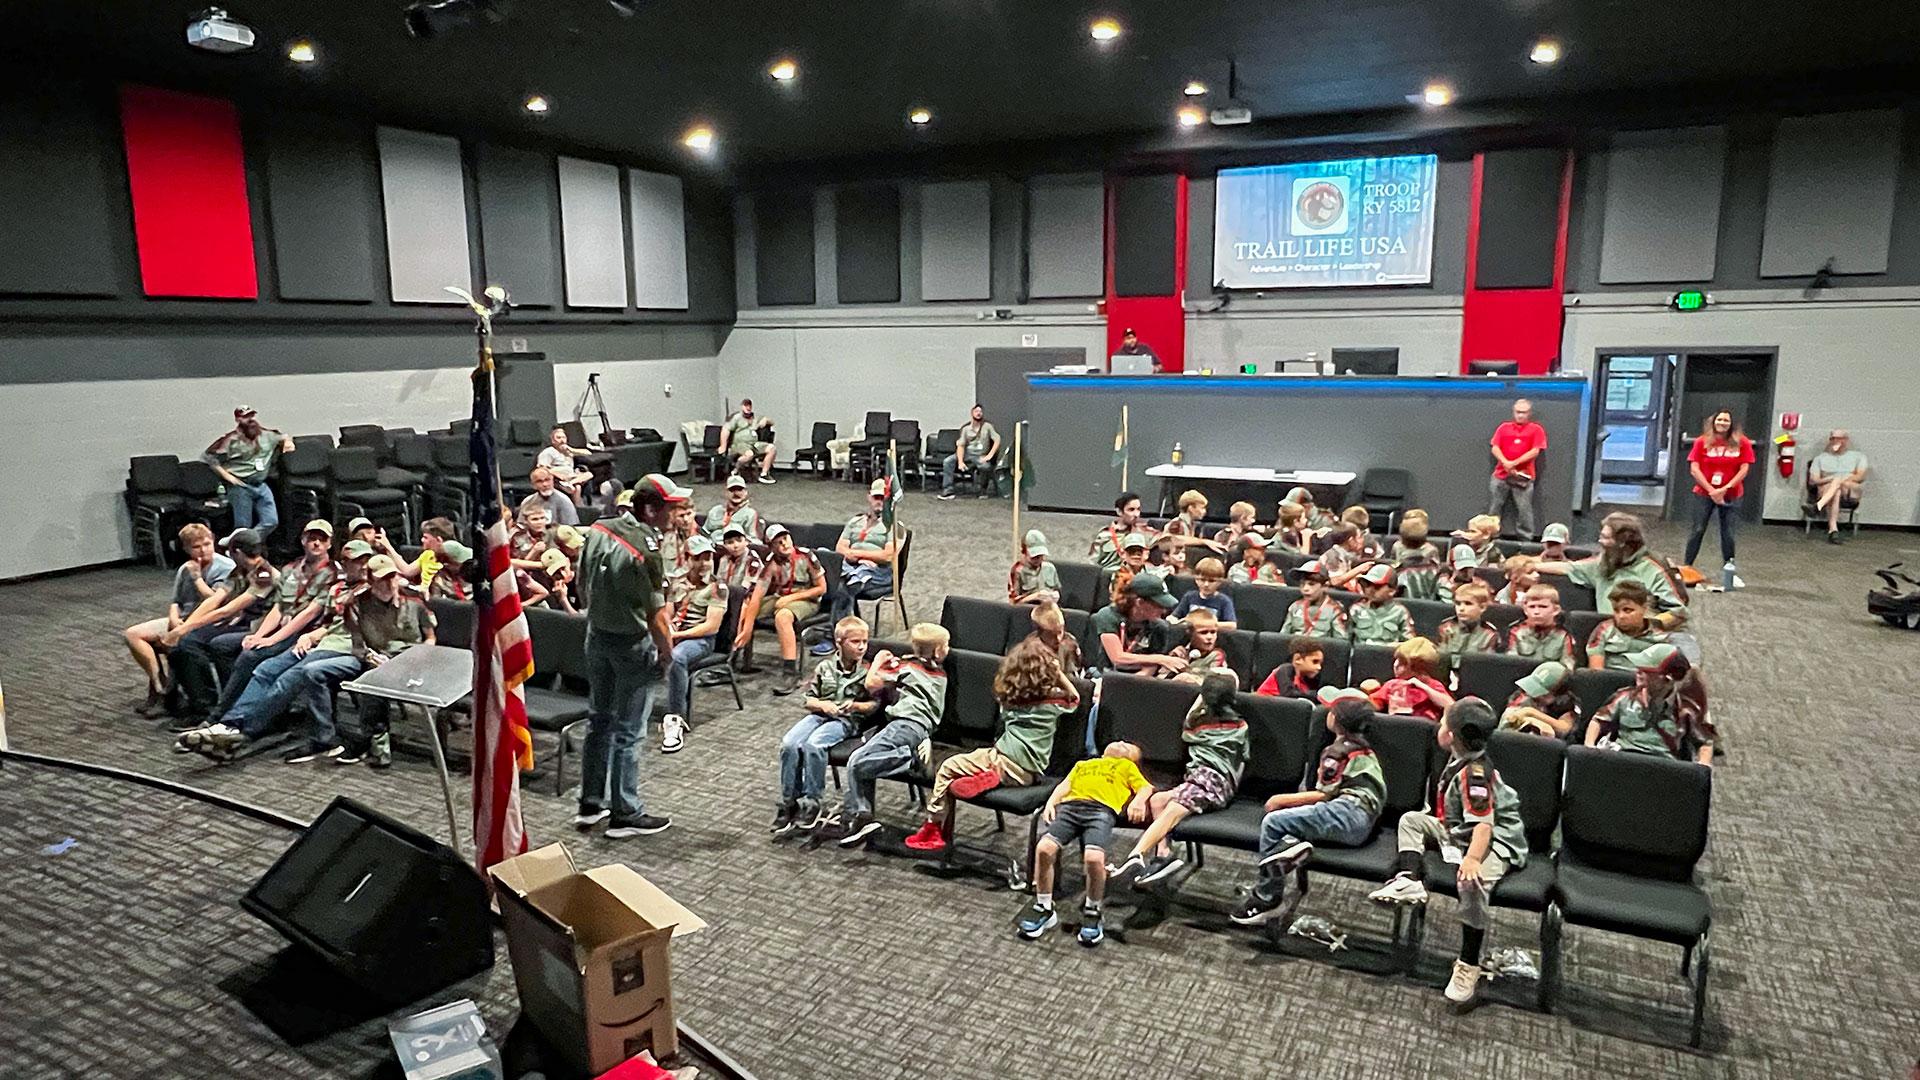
left=1683, top=410, right=1756, bottom=569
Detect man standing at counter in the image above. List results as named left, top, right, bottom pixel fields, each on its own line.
left=1115, top=328, right=1161, bottom=374
left=1488, top=398, right=1546, bottom=539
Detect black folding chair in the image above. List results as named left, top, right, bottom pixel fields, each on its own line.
left=793, top=421, right=837, bottom=477
left=686, top=589, right=749, bottom=723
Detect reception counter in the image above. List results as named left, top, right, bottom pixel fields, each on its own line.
left=1022, top=373, right=1590, bottom=526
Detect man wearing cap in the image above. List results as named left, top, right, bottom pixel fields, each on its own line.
left=1808, top=428, right=1868, bottom=543
left=1487, top=398, right=1546, bottom=539
left=703, top=475, right=763, bottom=543
left=1115, top=328, right=1161, bottom=373
left=938, top=404, right=1003, bottom=500
left=571, top=474, right=684, bottom=838
left=718, top=398, right=778, bottom=483
left=1588, top=643, right=1715, bottom=765
left=1089, top=492, right=1153, bottom=573
left=1088, top=576, right=1187, bottom=677
left=163, top=530, right=282, bottom=731
left=519, top=466, right=580, bottom=527
left=329, top=553, right=437, bottom=765
left=828, top=481, right=899, bottom=627
left=203, top=407, right=295, bottom=539
left=715, top=525, right=767, bottom=666
left=206, top=519, right=338, bottom=722
left=761, top=525, right=829, bottom=682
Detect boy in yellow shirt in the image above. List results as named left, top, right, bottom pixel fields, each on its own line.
left=1016, top=741, right=1154, bottom=947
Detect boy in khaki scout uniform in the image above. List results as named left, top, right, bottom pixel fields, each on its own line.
left=1008, top=528, right=1062, bottom=604
left=1434, top=581, right=1502, bottom=681
left=1506, top=583, right=1578, bottom=665
left=1348, top=563, right=1413, bottom=645
left=1280, top=559, right=1348, bottom=637
left=1228, top=532, right=1283, bottom=584
left=1586, top=581, right=1669, bottom=671
left=1369, top=698, right=1528, bottom=1005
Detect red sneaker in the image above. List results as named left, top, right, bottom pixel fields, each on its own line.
left=950, top=771, right=1003, bottom=799
left=903, top=821, right=947, bottom=851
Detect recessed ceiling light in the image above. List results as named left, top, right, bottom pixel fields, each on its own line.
left=1089, top=18, right=1121, bottom=41
left=1177, top=106, right=1205, bottom=128
left=1422, top=83, right=1453, bottom=107
left=908, top=108, right=933, bottom=126
left=1529, top=39, right=1561, bottom=65
left=287, top=41, right=316, bottom=63
left=683, top=126, right=715, bottom=151
left=523, top=94, right=550, bottom=114
left=1183, top=81, right=1207, bottom=97
left=768, top=58, right=797, bottom=81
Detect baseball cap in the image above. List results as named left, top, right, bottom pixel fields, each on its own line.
left=366, top=554, right=399, bottom=578
left=1541, top=523, right=1571, bottom=544
left=539, top=548, right=571, bottom=575
left=301, top=519, right=333, bottom=538
left=685, top=534, right=715, bottom=556
left=553, top=524, right=582, bottom=549
left=1241, top=532, right=1268, bottom=548
left=1121, top=532, right=1150, bottom=551
left=1515, top=661, right=1569, bottom=699
left=1024, top=529, right=1049, bottom=557
left=1125, top=573, right=1180, bottom=611
left=1358, top=563, right=1395, bottom=587
left=1317, top=686, right=1371, bottom=706
left=725, top=473, right=747, bottom=489
left=869, top=479, right=888, bottom=497
left=721, top=525, right=747, bottom=540
left=1628, top=642, right=1687, bottom=676
left=635, top=473, right=692, bottom=503
left=1449, top=544, right=1480, bottom=569
left=341, top=539, right=376, bottom=560
left=440, top=540, right=473, bottom=564
left=1296, top=558, right=1326, bottom=579
left=346, top=516, right=374, bottom=534
left=1446, top=700, right=1498, bottom=744
left=221, top=528, right=264, bottom=555
left=233, top=405, right=257, bottom=419
left=615, top=488, right=635, bottom=508
left=765, top=523, right=791, bottom=542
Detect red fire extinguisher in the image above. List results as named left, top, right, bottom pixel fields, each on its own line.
left=1774, top=412, right=1799, bottom=480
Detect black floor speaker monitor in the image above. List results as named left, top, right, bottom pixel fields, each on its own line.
left=241, top=797, right=494, bottom=1007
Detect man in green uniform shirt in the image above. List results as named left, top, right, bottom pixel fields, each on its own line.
left=203, top=406, right=296, bottom=538
left=573, top=473, right=686, bottom=839
left=1088, top=491, right=1152, bottom=573
left=703, top=473, right=763, bottom=542
left=1536, top=512, right=1686, bottom=628
left=718, top=398, right=777, bottom=483
left=939, top=404, right=1002, bottom=499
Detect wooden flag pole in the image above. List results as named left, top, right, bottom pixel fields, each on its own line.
left=1121, top=404, right=1130, bottom=491
left=1011, top=422, right=1024, bottom=560
left=888, top=438, right=903, bottom=633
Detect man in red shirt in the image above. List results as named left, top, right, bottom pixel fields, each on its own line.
left=1488, top=398, right=1547, bottom=538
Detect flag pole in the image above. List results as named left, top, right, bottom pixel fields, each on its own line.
left=888, top=438, right=903, bottom=633
left=1121, top=404, right=1130, bottom=491
left=1011, top=422, right=1024, bottom=560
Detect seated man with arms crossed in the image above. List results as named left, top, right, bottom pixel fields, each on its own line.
left=123, top=523, right=233, bottom=715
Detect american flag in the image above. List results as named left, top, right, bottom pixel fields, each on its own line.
left=468, top=366, right=534, bottom=873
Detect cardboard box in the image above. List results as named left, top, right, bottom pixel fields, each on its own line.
left=489, top=844, right=706, bottom=1077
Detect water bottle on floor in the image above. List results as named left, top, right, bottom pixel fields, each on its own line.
left=1722, top=560, right=1737, bottom=591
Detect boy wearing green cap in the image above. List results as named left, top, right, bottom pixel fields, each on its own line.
left=1008, top=528, right=1061, bottom=604
left=1502, top=661, right=1581, bottom=737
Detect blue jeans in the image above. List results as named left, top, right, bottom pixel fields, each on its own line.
left=779, top=714, right=855, bottom=804
left=1683, top=491, right=1738, bottom=566
left=214, top=636, right=297, bottom=720
left=581, top=627, right=660, bottom=821
left=832, top=567, right=894, bottom=623
left=841, top=718, right=927, bottom=817
left=174, top=623, right=251, bottom=722
left=221, top=645, right=316, bottom=738
left=941, top=452, right=988, bottom=495
left=228, top=480, right=279, bottom=538
left=665, top=636, right=714, bottom=718
left=288, top=652, right=365, bottom=745
left=1253, top=798, right=1376, bottom=900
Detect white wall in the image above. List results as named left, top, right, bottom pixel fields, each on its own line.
left=1186, top=297, right=1465, bottom=376
left=716, top=305, right=1106, bottom=457
left=1562, top=288, right=1920, bottom=525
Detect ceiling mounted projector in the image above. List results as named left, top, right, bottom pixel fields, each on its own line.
left=186, top=7, right=256, bottom=52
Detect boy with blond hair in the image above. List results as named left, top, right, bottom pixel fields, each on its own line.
left=1165, top=608, right=1229, bottom=682
left=1219, top=501, right=1260, bottom=550
left=772, top=619, right=875, bottom=833
left=1507, top=583, right=1577, bottom=665
left=1361, top=636, right=1455, bottom=720
left=1435, top=581, right=1501, bottom=681
left=1453, top=514, right=1503, bottom=567
left=1174, top=557, right=1238, bottom=630
left=834, top=623, right=950, bottom=846
left=1495, top=553, right=1540, bottom=605
left=1017, top=741, right=1154, bottom=946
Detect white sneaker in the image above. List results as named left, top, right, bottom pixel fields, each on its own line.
left=660, top=714, right=687, bottom=753
left=573, top=808, right=610, bottom=829
left=1367, top=873, right=1429, bottom=905
left=1445, top=959, right=1482, bottom=1003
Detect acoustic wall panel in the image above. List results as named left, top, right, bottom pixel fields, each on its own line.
left=266, top=114, right=378, bottom=302
left=476, top=143, right=558, bottom=308
left=755, top=188, right=816, bottom=306
left=377, top=127, right=471, bottom=304
left=1599, top=128, right=1726, bottom=284
left=920, top=181, right=991, bottom=300
left=0, top=90, right=122, bottom=296
left=1761, top=110, right=1903, bottom=277
left=835, top=183, right=902, bottom=304
left=557, top=156, right=627, bottom=308
left=1474, top=148, right=1565, bottom=290
left=120, top=86, right=257, bottom=299
left=1027, top=176, right=1105, bottom=298
left=1112, top=174, right=1180, bottom=297
left=628, top=169, right=689, bottom=310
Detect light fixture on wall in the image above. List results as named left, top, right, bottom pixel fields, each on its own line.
left=1177, top=106, right=1204, bottom=128
left=1529, top=39, right=1561, bottom=65
left=1089, top=18, right=1121, bottom=42
left=768, top=58, right=797, bottom=81
left=1421, top=82, right=1453, bottom=107
left=907, top=107, right=933, bottom=126
left=286, top=40, right=317, bottom=63
left=1183, top=80, right=1206, bottom=96
left=683, top=125, right=715, bottom=151
left=523, top=94, right=551, bottom=115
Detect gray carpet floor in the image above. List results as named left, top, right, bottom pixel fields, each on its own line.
left=3, top=475, right=1919, bottom=1080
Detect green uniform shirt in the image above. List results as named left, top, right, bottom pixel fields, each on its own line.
left=276, top=556, right=336, bottom=617
left=960, top=420, right=1000, bottom=458
left=1507, top=624, right=1576, bottom=664
left=1398, top=566, right=1446, bottom=602
left=673, top=579, right=727, bottom=635
left=1228, top=561, right=1284, bottom=585
left=724, top=412, right=767, bottom=451
left=351, top=587, right=436, bottom=659
left=1281, top=596, right=1348, bottom=637
left=577, top=518, right=668, bottom=635
left=841, top=513, right=891, bottom=554
left=1587, top=619, right=1668, bottom=671
left=884, top=656, right=947, bottom=733
left=1183, top=720, right=1249, bottom=787
left=1314, top=735, right=1386, bottom=820
left=1390, top=540, right=1443, bottom=567
left=703, top=502, right=762, bottom=542
left=1348, top=600, right=1413, bottom=645
left=219, top=563, right=282, bottom=630
left=1088, top=522, right=1135, bottom=573
left=806, top=655, right=869, bottom=704
left=203, top=428, right=285, bottom=482
left=1594, top=688, right=1695, bottom=758
left=1010, top=559, right=1061, bottom=599
left=1435, top=618, right=1501, bottom=677
left=314, top=583, right=363, bottom=655
left=1087, top=605, right=1174, bottom=672
left=763, top=548, right=822, bottom=596
left=1566, top=553, right=1684, bottom=613
left=994, top=696, right=1075, bottom=774
left=1437, top=752, right=1528, bottom=867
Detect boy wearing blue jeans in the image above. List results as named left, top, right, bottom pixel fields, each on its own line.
left=773, top=616, right=876, bottom=836
left=658, top=535, right=727, bottom=755
left=833, top=623, right=949, bottom=847
left=1231, top=690, right=1385, bottom=926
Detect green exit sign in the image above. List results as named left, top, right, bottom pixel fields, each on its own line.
left=1671, top=290, right=1709, bottom=311
left=1240, top=363, right=1259, bottom=374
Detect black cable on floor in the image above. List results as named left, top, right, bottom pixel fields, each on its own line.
left=0, top=748, right=311, bottom=832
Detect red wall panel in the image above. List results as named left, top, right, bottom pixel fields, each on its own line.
left=1459, top=152, right=1571, bottom=374
left=1104, top=174, right=1188, bottom=371
left=119, top=85, right=258, bottom=299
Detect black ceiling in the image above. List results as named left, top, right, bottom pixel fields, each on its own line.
left=11, top=0, right=1920, bottom=181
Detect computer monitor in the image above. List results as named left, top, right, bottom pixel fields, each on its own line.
left=1467, top=360, right=1521, bottom=376
left=1332, top=347, right=1400, bottom=376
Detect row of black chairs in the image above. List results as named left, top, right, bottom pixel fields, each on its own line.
left=822, top=652, right=1712, bottom=1045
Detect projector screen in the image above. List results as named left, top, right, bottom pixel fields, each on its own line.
left=1213, top=155, right=1440, bottom=289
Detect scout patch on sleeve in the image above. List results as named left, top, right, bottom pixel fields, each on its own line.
left=1317, top=752, right=1343, bottom=787
left=1462, top=761, right=1494, bottom=819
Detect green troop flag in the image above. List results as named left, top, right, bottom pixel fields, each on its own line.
left=1111, top=409, right=1129, bottom=471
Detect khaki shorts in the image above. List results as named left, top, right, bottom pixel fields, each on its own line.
left=128, top=617, right=173, bottom=640
left=758, top=595, right=818, bottom=623
left=735, top=439, right=770, bottom=457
